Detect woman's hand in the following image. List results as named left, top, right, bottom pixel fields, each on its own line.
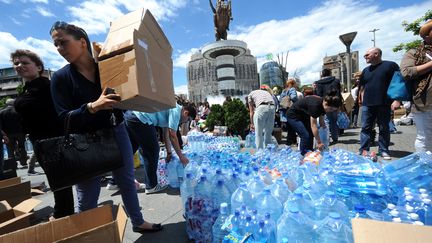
left=317, top=142, right=325, bottom=151
left=89, top=87, right=121, bottom=113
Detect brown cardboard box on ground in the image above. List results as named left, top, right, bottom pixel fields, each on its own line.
left=352, top=218, right=432, bottom=243
left=98, top=8, right=176, bottom=113
left=0, top=198, right=41, bottom=235
left=0, top=204, right=127, bottom=243
left=0, top=177, right=31, bottom=207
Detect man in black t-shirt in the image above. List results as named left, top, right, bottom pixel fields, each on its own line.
left=358, top=47, right=400, bottom=160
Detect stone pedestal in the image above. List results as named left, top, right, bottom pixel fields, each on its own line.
left=202, top=40, right=247, bottom=95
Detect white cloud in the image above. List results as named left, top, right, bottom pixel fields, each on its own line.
left=0, top=32, right=66, bottom=70
left=175, top=84, right=189, bottom=96
left=35, top=6, right=55, bottom=17
left=173, top=48, right=199, bottom=68
left=30, top=0, right=48, bottom=3
left=67, top=0, right=189, bottom=35
left=178, top=0, right=431, bottom=85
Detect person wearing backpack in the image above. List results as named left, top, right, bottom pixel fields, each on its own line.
left=313, top=68, right=342, bottom=144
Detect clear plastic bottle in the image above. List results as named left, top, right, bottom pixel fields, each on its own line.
left=212, top=202, right=230, bottom=243
left=239, top=214, right=254, bottom=236
left=166, top=157, right=179, bottom=188
left=277, top=206, right=316, bottom=243
left=270, top=177, right=291, bottom=204
left=254, top=188, right=283, bottom=222
left=316, top=212, right=353, bottom=243
left=231, top=182, right=253, bottom=214
left=213, top=180, right=232, bottom=213
left=180, top=173, right=196, bottom=210
left=247, top=176, right=266, bottom=198
left=254, top=220, right=269, bottom=243
left=24, top=135, right=33, bottom=154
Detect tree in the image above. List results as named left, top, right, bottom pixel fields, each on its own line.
left=223, top=98, right=249, bottom=138
left=393, top=10, right=432, bottom=52
left=205, top=104, right=225, bottom=131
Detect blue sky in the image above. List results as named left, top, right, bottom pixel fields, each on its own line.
left=0, top=0, right=430, bottom=95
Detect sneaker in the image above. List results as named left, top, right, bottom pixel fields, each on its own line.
left=381, top=152, right=391, bottom=160
left=106, top=183, right=119, bottom=191
left=27, top=170, right=42, bottom=176
left=135, top=179, right=146, bottom=190
left=145, top=184, right=168, bottom=194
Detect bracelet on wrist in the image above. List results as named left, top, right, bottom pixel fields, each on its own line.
left=87, top=102, right=96, bottom=114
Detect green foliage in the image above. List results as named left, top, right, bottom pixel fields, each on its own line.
left=205, top=104, right=225, bottom=131
left=0, top=96, right=11, bottom=109
left=393, top=10, right=432, bottom=52
left=16, top=84, right=24, bottom=95
left=223, top=98, right=249, bottom=138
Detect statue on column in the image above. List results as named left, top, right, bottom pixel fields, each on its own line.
left=209, top=0, right=233, bottom=41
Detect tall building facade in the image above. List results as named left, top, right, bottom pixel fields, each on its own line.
left=187, top=49, right=259, bottom=103
left=0, top=67, right=54, bottom=99
left=322, top=51, right=359, bottom=90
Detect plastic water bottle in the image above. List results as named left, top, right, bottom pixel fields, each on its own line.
left=314, top=191, right=349, bottom=220
left=167, top=158, right=179, bottom=188
left=285, top=191, right=314, bottom=217
left=231, top=182, right=253, bottom=213
left=177, top=159, right=185, bottom=184
left=254, top=188, right=283, bottom=221
left=316, top=212, right=353, bottom=243
left=319, top=127, right=329, bottom=150
left=277, top=206, right=316, bottom=243
left=349, top=204, right=370, bottom=220
left=213, top=180, right=232, bottom=212
left=264, top=213, right=277, bottom=243
left=417, top=199, right=432, bottom=225
left=212, top=202, right=230, bottom=243
left=239, top=214, right=254, bottom=235
left=3, top=144, right=8, bottom=159
left=226, top=172, right=242, bottom=193
left=254, top=220, right=269, bottom=243
left=245, top=131, right=256, bottom=148
left=270, top=177, right=291, bottom=204
left=247, top=176, right=266, bottom=198
left=180, top=173, right=196, bottom=210
left=24, top=135, right=33, bottom=154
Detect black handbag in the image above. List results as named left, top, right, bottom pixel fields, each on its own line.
left=34, top=112, right=124, bottom=191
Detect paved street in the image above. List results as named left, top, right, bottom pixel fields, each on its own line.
left=17, top=124, right=417, bottom=242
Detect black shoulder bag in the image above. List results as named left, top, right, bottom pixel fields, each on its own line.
left=34, top=112, right=124, bottom=191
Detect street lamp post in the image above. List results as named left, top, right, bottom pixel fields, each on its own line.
left=339, top=32, right=357, bottom=90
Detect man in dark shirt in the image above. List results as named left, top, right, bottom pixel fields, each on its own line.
left=0, top=99, right=27, bottom=167
left=358, top=47, right=399, bottom=160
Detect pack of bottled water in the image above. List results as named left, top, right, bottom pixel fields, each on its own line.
left=173, top=130, right=432, bottom=242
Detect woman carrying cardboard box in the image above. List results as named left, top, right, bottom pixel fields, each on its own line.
left=49, top=21, right=162, bottom=233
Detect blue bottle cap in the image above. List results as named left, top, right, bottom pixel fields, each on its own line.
left=329, top=212, right=341, bottom=219
left=354, top=204, right=366, bottom=212
left=289, top=206, right=299, bottom=213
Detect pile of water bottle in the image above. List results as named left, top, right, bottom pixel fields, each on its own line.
left=163, top=131, right=432, bottom=242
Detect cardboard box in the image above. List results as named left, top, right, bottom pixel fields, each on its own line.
left=0, top=177, right=31, bottom=207
left=0, top=204, right=127, bottom=243
left=98, top=8, right=176, bottom=113
left=0, top=198, right=41, bottom=235
left=342, top=92, right=355, bottom=113
left=352, top=218, right=432, bottom=243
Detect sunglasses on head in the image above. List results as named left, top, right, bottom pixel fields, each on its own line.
left=50, top=21, right=89, bottom=39
left=50, top=21, right=69, bottom=35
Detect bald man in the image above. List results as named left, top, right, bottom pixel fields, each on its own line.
left=358, top=47, right=400, bottom=160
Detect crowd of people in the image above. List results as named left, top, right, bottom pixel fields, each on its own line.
left=0, top=19, right=430, bottom=235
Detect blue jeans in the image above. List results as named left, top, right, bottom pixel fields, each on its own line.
left=75, top=122, right=144, bottom=227
left=124, top=111, right=159, bottom=189
left=286, top=118, right=313, bottom=155
left=326, top=111, right=339, bottom=142
left=360, top=105, right=391, bottom=153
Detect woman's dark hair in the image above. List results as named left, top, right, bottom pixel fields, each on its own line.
left=324, top=90, right=342, bottom=108
left=183, top=103, right=197, bottom=120
left=50, top=21, right=92, bottom=54
left=10, top=49, right=45, bottom=75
